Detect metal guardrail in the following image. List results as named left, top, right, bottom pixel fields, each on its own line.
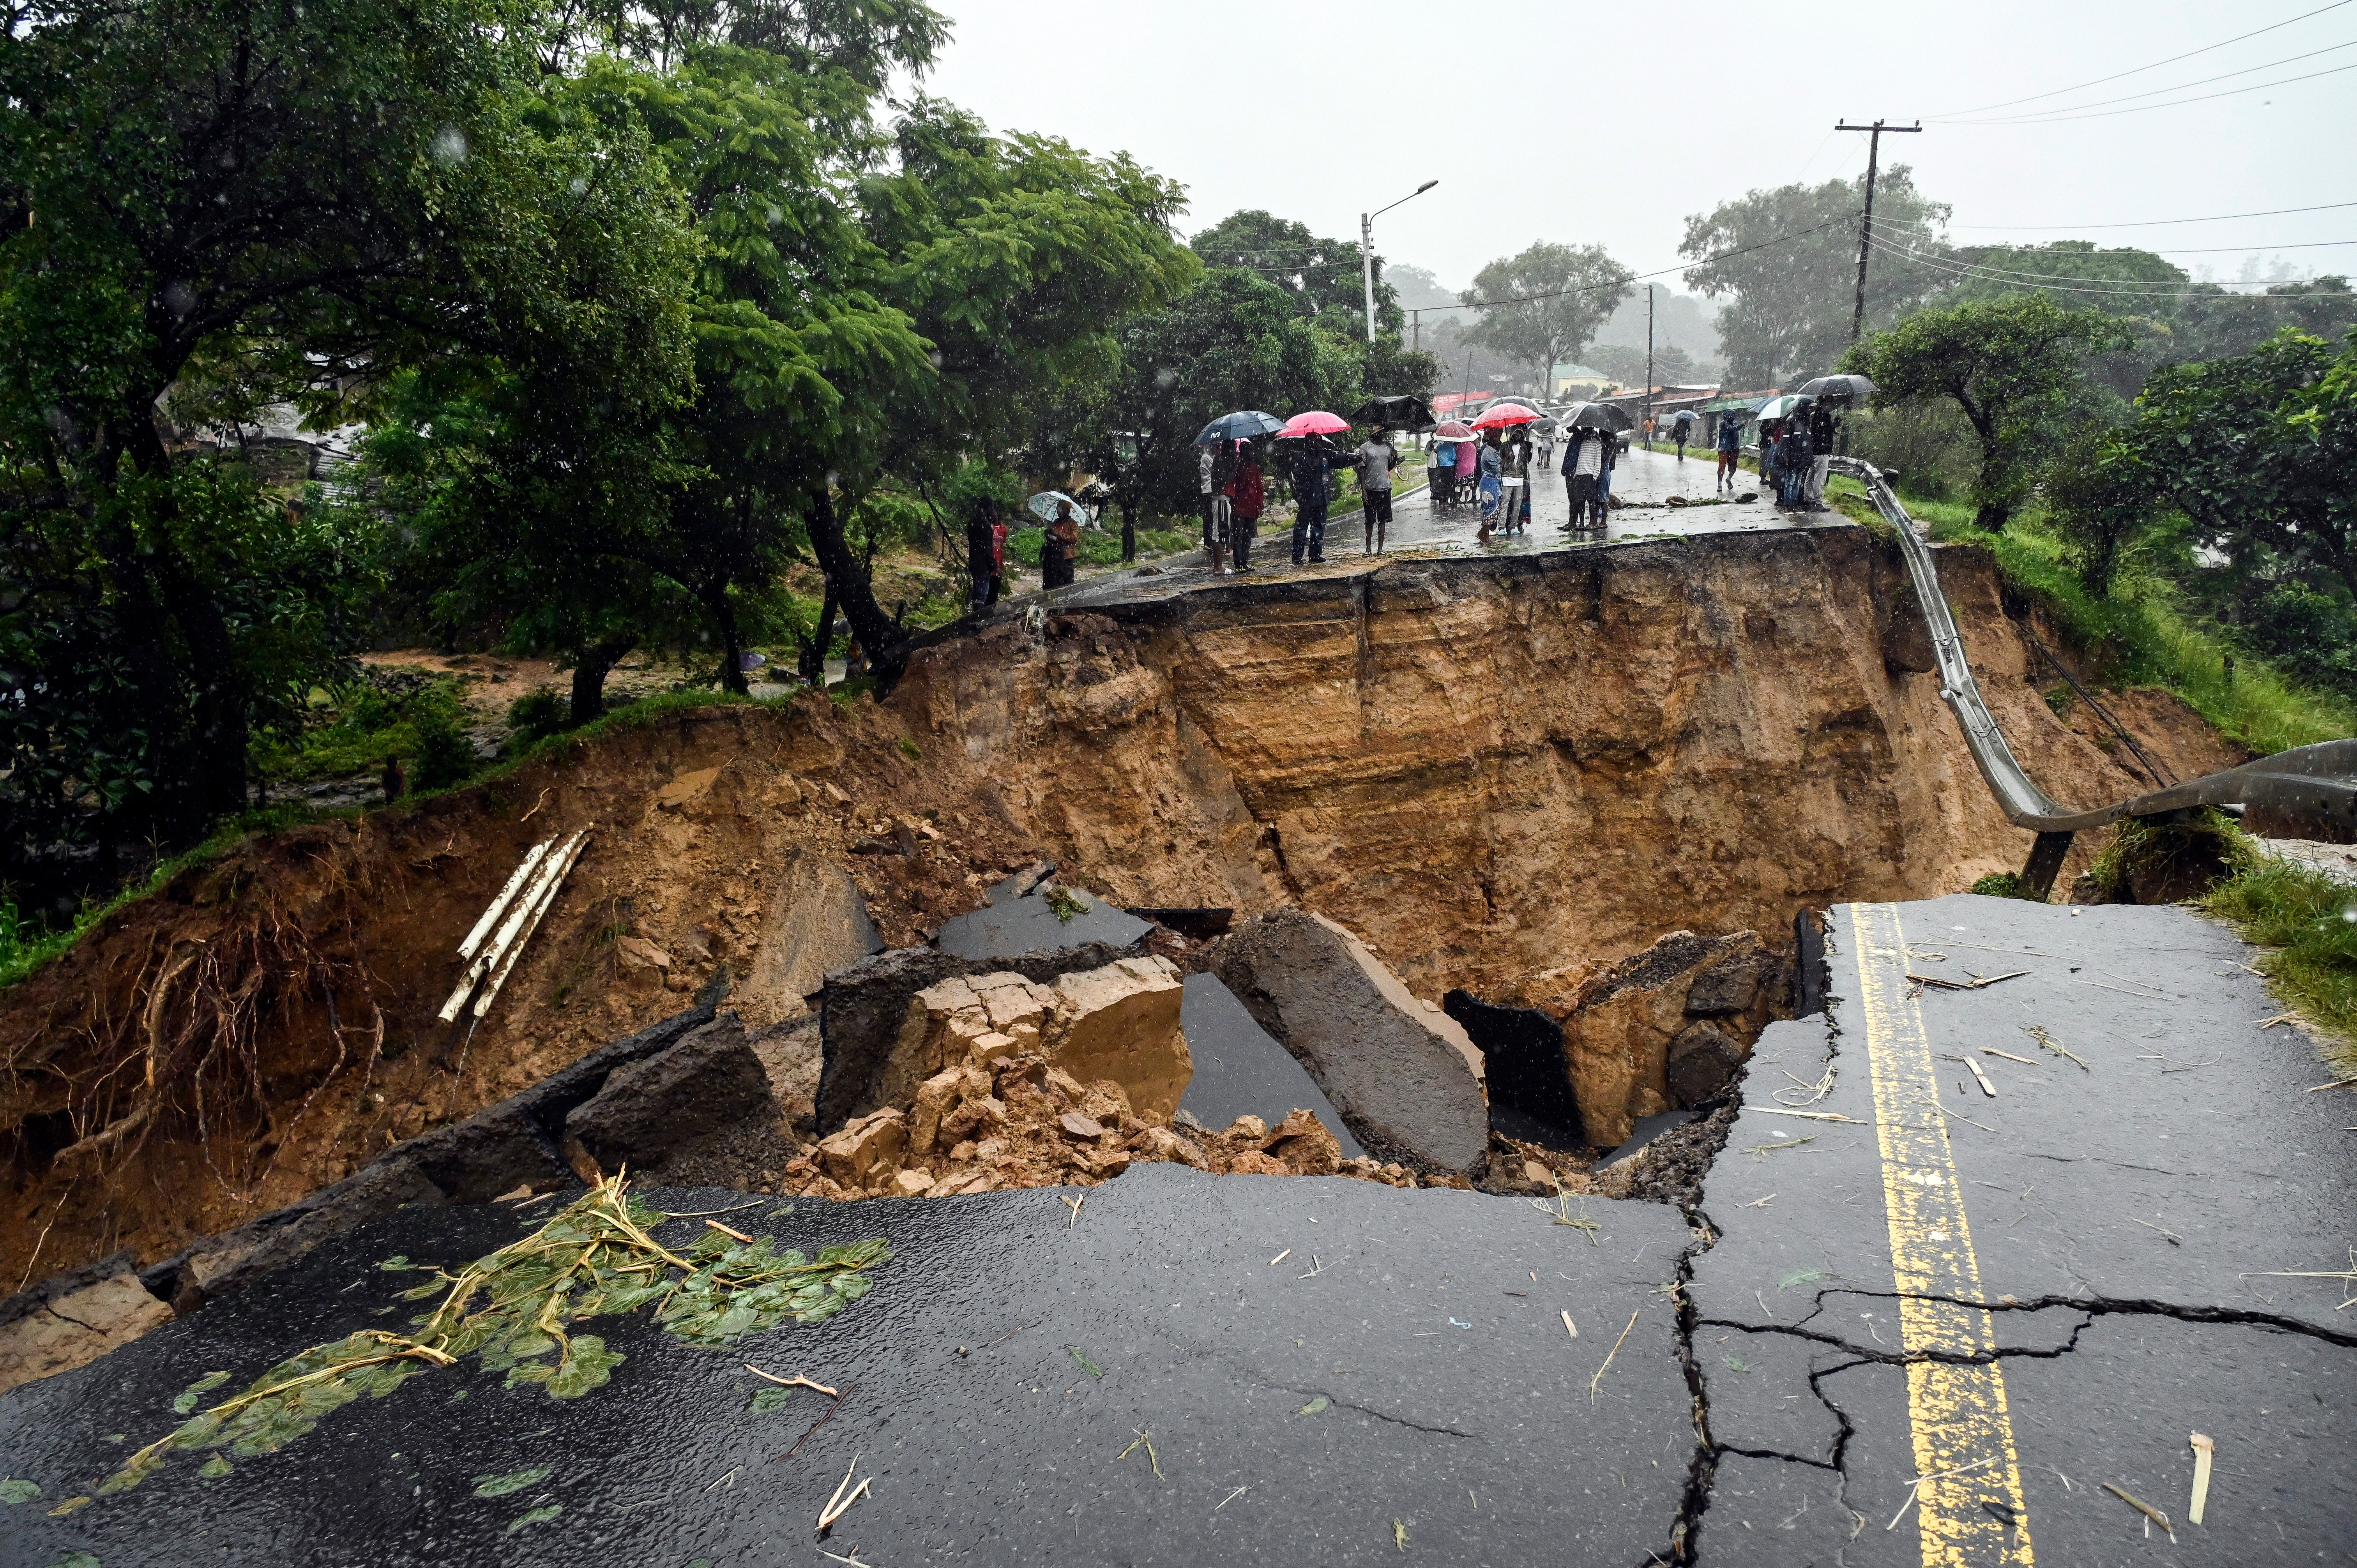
left=1830, top=457, right=2357, bottom=860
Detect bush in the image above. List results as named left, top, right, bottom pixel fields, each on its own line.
left=1969, top=872, right=2044, bottom=901
left=505, top=689, right=571, bottom=751
left=408, top=685, right=480, bottom=791
left=2203, top=853, right=2357, bottom=1068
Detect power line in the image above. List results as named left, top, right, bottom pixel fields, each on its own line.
left=1865, top=235, right=2354, bottom=297
left=1942, top=198, right=2357, bottom=231
left=1878, top=219, right=2357, bottom=256
left=1940, top=35, right=2356, bottom=122
left=1934, top=58, right=2357, bottom=124
left=1928, top=0, right=2352, bottom=116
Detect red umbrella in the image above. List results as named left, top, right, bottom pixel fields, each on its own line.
left=1470, top=403, right=1539, bottom=430
left=1434, top=420, right=1476, bottom=440
left=1277, top=410, right=1350, bottom=438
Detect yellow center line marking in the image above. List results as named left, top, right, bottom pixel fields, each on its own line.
left=1851, top=902, right=2035, bottom=1567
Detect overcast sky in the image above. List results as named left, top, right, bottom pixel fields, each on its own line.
left=913, top=0, right=2357, bottom=296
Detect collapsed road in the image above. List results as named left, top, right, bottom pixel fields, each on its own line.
left=1, top=894, right=2350, bottom=1565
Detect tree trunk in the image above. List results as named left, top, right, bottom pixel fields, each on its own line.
left=568, top=633, right=636, bottom=724
left=804, top=488, right=903, bottom=675
left=1120, top=492, right=1136, bottom=564
left=799, top=574, right=839, bottom=685
left=704, top=580, right=749, bottom=696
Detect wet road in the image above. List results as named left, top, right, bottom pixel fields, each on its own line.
left=1689, top=896, right=2357, bottom=1566
left=1051, top=443, right=1837, bottom=612
left=0, top=1167, right=1696, bottom=1566
left=5, top=897, right=2351, bottom=1565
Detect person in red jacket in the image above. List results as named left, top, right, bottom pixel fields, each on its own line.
left=1221, top=441, right=1265, bottom=574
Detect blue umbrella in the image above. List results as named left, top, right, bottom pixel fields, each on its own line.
left=1195, top=410, right=1285, bottom=446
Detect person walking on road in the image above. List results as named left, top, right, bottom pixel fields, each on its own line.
left=1501, top=429, right=1533, bottom=535
left=1771, top=413, right=1812, bottom=511
left=1224, top=441, right=1266, bottom=571
left=1474, top=433, right=1504, bottom=540
left=1353, top=427, right=1401, bottom=554
left=1042, top=498, right=1081, bottom=589
left=1285, top=438, right=1343, bottom=565
left=1430, top=437, right=1457, bottom=509
left=1715, top=414, right=1744, bottom=493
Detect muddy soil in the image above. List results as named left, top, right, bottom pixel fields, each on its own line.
left=2, top=529, right=2235, bottom=1286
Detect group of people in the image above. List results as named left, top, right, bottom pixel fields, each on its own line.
left=1761, top=397, right=1840, bottom=512
left=1197, top=428, right=1405, bottom=572
left=963, top=493, right=1082, bottom=609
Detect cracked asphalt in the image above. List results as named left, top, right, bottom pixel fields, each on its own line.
left=1689, top=896, right=2357, bottom=1565
left=2, top=893, right=2350, bottom=1565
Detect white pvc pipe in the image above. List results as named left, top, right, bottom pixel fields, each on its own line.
left=458, top=838, right=552, bottom=960
left=473, top=831, right=590, bottom=1020
left=438, top=829, right=582, bottom=1022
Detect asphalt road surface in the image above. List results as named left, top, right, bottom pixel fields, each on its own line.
left=3, top=894, right=2350, bottom=1565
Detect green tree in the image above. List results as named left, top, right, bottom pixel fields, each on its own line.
left=1459, top=243, right=1632, bottom=396
left=0, top=0, right=695, bottom=845
left=2042, top=423, right=2154, bottom=593
left=1680, top=169, right=1949, bottom=386
left=1849, top=294, right=2133, bottom=531
left=1189, top=210, right=1396, bottom=337
left=2126, top=328, right=2357, bottom=603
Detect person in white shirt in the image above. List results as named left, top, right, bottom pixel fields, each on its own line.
left=1352, top=428, right=1400, bottom=554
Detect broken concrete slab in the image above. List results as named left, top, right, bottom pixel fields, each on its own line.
left=564, top=1014, right=773, bottom=1174
left=811, top=940, right=1145, bottom=1133
left=0, top=1163, right=1697, bottom=1568
left=0, top=1253, right=174, bottom=1396
left=742, top=849, right=882, bottom=1020
left=934, top=879, right=1152, bottom=961
left=1176, top=974, right=1364, bottom=1160
left=1211, top=910, right=1488, bottom=1176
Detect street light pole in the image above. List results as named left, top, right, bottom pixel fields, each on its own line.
left=1360, top=180, right=1439, bottom=345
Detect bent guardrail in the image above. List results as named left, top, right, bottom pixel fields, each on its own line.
left=1829, top=456, right=2357, bottom=890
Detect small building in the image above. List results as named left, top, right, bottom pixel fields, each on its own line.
left=1549, top=362, right=1614, bottom=399
left=1596, top=384, right=1721, bottom=436
left=1699, top=390, right=1782, bottom=447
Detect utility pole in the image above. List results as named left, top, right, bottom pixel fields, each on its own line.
left=1836, top=119, right=1922, bottom=347
left=1643, top=284, right=1654, bottom=450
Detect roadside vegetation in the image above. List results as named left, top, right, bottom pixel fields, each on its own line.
left=2204, top=852, right=2357, bottom=1072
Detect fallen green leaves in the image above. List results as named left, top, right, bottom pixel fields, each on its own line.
left=0, top=1478, right=39, bottom=1504
left=473, top=1466, right=552, bottom=1498
left=97, top=1175, right=889, bottom=1496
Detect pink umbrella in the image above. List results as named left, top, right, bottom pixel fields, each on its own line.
left=1434, top=420, right=1476, bottom=440
left=1278, top=410, right=1351, bottom=438
left=1470, top=402, right=1539, bottom=430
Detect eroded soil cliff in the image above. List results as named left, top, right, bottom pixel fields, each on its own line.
left=1, top=527, right=2240, bottom=1284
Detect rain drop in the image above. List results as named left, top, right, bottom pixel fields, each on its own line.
left=432, top=126, right=469, bottom=164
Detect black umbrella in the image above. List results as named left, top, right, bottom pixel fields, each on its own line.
left=1195, top=410, right=1285, bottom=445
left=1558, top=401, right=1634, bottom=432
left=1352, top=394, right=1435, bottom=431
left=1796, top=374, right=1875, bottom=404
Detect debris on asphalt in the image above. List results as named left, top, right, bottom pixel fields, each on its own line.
left=1981, top=1047, right=2037, bottom=1065
left=1296, top=1397, right=1329, bottom=1416
left=2302, top=1075, right=2357, bottom=1091
left=1741, top=1134, right=1816, bottom=1156
left=2187, top=1431, right=2215, bottom=1525
left=1393, top=1518, right=1408, bottom=1550
left=1561, top=1312, right=1578, bottom=1339
left=1588, top=1309, right=1639, bottom=1401
left=1751, top=1108, right=1868, bottom=1123
left=1948, top=1055, right=1998, bottom=1097
left=1906, top=968, right=2027, bottom=991
left=1067, top=1346, right=1104, bottom=1379
left=1269, top=1249, right=1292, bottom=1266
left=1117, top=1427, right=1166, bottom=1479
left=1060, top=1193, right=1086, bottom=1229
left=744, top=1363, right=836, bottom=1397
left=1214, top=1485, right=1249, bottom=1510
left=817, top=1452, right=872, bottom=1532
left=2103, top=1480, right=2175, bottom=1540
left=1884, top=1457, right=1997, bottom=1531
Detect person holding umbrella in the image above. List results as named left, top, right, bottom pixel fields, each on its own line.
left=1352, top=426, right=1401, bottom=554
left=1285, top=438, right=1347, bottom=565
left=1430, top=434, right=1457, bottom=509
left=1804, top=396, right=1839, bottom=512
left=1475, top=432, right=1504, bottom=539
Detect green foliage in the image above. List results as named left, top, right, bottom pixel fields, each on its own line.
left=2087, top=808, right=2251, bottom=903
left=1850, top=294, right=2135, bottom=531
left=1460, top=242, right=1634, bottom=391
left=1043, top=885, right=1087, bottom=923
left=1680, top=167, right=1950, bottom=385
left=1969, top=873, right=2045, bottom=902
left=505, top=690, right=572, bottom=750
left=2042, top=422, right=2155, bottom=593
left=256, top=673, right=475, bottom=786
left=0, top=1478, right=39, bottom=1504
left=99, top=1177, right=889, bottom=1495
left=2123, top=328, right=2357, bottom=604
left=2203, top=854, right=2357, bottom=1068
left=473, top=1467, right=552, bottom=1498
left=1920, top=509, right=2356, bottom=756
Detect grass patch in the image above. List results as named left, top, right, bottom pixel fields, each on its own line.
left=1969, top=872, right=2046, bottom=902
left=1896, top=505, right=2354, bottom=756
left=2202, top=850, right=2357, bottom=1072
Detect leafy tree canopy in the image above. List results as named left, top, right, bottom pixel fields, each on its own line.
left=1459, top=242, right=1633, bottom=393
left=1848, top=293, right=2133, bottom=531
